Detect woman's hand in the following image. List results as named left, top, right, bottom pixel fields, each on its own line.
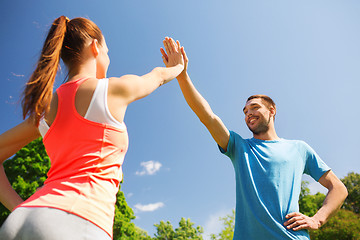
left=160, top=37, right=186, bottom=71
left=161, top=37, right=188, bottom=79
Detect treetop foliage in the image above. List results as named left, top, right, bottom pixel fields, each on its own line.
left=341, top=172, right=360, bottom=214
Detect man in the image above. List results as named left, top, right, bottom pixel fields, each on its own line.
left=160, top=38, right=348, bottom=239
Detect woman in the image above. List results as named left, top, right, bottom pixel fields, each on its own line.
left=0, top=16, right=184, bottom=240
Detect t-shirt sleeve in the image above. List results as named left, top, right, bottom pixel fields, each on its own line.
left=302, top=141, right=331, bottom=181
left=218, top=130, right=236, bottom=159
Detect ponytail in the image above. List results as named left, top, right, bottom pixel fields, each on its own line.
left=21, top=16, right=103, bottom=125
left=22, top=16, right=68, bottom=125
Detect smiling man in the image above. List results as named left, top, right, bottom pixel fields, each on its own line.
left=160, top=38, right=348, bottom=240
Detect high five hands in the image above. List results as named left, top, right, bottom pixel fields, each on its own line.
left=160, top=37, right=188, bottom=78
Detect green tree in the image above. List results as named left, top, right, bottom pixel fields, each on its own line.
left=300, top=177, right=360, bottom=240
left=113, top=190, right=151, bottom=239
left=153, top=218, right=203, bottom=240
left=0, top=138, right=50, bottom=224
left=174, top=218, right=204, bottom=239
left=309, top=209, right=360, bottom=240
left=299, top=181, right=326, bottom=216
left=341, top=172, right=360, bottom=214
left=136, top=227, right=153, bottom=240
left=153, top=220, right=175, bottom=240
left=0, top=138, right=150, bottom=239
left=210, top=210, right=235, bottom=240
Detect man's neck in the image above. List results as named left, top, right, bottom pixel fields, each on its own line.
left=253, top=129, right=280, bottom=141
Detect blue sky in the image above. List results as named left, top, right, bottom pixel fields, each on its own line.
left=1, top=0, right=359, bottom=238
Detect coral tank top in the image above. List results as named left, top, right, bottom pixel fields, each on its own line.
left=17, top=78, right=129, bottom=238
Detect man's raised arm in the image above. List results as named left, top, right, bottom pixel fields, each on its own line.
left=161, top=37, right=230, bottom=150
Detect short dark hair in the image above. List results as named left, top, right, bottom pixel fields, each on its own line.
left=247, top=95, right=276, bottom=110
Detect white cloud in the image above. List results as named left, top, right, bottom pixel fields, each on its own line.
left=126, top=193, right=134, bottom=198
left=134, top=202, right=164, bottom=212
left=32, top=21, right=41, bottom=28
left=5, top=96, right=15, bottom=104
left=135, top=160, right=162, bottom=176
left=11, top=72, right=24, bottom=77
left=202, top=209, right=232, bottom=240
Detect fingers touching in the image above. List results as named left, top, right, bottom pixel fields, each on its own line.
left=160, top=37, right=185, bottom=68
left=180, top=46, right=188, bottom=64
left=160, top=47, right=168, bottom=63
left=160, top=37, right=187, bottom=60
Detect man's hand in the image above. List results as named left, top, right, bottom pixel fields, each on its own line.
left=284, top=212, right=321, bottom=231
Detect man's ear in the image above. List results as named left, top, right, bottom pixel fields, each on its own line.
left=91, top=39, right=99, bottom=57
left=270, top=106, right=276, bottom=118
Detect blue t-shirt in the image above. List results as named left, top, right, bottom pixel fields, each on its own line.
left=219, top=131, right=330, bottom=240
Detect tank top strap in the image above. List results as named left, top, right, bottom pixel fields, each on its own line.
left=56, top=78, right=89, bottom=121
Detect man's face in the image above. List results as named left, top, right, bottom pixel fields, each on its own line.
left=243, top=98, right=273, bottom=135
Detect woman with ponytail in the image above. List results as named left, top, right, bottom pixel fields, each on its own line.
left=0, top=16, right=184, bottom=239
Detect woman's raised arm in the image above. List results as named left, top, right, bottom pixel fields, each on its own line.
left=109, top=37, right=184, bottom=104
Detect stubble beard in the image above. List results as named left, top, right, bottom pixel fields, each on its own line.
left=248, top=115, right=271, bottom=135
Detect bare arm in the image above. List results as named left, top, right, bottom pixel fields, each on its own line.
left=284, top=170, right=348, bottom=231
left=109, top=38, right=184, bottom=104
left=0, top=118, right=41, bottom=211
left=176, top=72, right=230, bottom=150
left=161, top=38, right=230, bottom=150
left=313, top=170, right=348, bottom=225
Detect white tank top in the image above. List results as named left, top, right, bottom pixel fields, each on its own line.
left=39, top=78, right=125, bottom=137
